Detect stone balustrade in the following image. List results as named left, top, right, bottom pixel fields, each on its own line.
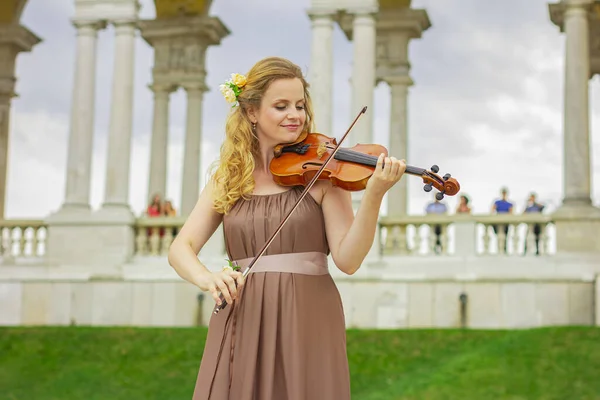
left=0, top=214, right=563, bottom=263
left=134, top=216, right=185, bottom=256
left=131, top=213, right=556, bottom=259
left=379, top=214, right=555, bottom=257
left=0, top=220, right=46, bottom=261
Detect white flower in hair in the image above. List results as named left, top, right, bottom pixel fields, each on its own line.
left=220, top=84, right=237, bottom=104
left=220, top=72, right=247, bottom=107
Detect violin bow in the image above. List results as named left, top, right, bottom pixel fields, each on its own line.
left=213, top=106, right=368, bottom=314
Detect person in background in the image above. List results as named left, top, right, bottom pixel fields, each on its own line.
left=491, top=187, right=513, bottom=254
left=426, top=196, right=448, bottom=254
left=147, top=193, right=162, bottom=217
left=163, top=199, right=178, bottom=237
left=523, top=192, right=544, bottom=256
left=163, top=200, right=177, bottom=217
left=456, top=194, right=471, bottom=214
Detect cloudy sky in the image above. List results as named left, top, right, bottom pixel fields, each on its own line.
left=7, top=0, right=600, bottom=219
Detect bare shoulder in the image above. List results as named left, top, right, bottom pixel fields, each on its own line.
left=173, top=178, right=223, bottom=254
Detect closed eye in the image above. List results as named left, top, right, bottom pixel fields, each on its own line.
left=275, top=105, right=306, bottom=111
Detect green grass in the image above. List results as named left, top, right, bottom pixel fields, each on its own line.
left=1, top=326, right=599, bottom=399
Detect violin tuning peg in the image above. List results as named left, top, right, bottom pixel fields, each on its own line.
left=431, top=165, right=439, bottom=173
left=423, top=184, right=433, bottom=192
left=443, top=173, right=451, bottom=181
left=435, top=192, right=445, bottom=201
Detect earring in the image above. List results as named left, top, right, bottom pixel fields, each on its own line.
left=252, top=122, right=256, bottom=131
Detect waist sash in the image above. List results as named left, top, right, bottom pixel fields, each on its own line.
left=232, top=251, right=329, bottom=275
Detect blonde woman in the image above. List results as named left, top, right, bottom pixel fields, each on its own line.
left=168, top=57, right=406, bottom=399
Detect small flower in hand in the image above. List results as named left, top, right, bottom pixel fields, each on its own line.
left=225, top=258, right=240, bottom=271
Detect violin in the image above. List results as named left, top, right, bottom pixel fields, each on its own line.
left=213, top=106, right=459, bottom=314
left=270, top=131, right=460, bottom=200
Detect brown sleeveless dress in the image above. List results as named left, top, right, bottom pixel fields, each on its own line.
left=192, top=186, right=351, bottom=399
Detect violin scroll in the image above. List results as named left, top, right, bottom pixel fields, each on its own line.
left=421, top=164, right=460, bottom=200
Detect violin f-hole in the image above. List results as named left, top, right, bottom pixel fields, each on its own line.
left=302, top=162, right=324, bottom=169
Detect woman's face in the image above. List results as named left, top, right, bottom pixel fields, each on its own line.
left=249, top=78, right=306, bottom=147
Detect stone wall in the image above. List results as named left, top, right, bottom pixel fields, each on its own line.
left=1, top=255, right=598, bottom=329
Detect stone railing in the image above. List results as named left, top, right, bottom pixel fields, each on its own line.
left=134, top=216, right=186, bottom=256
left=378, top=214, right=555, bottom=256
left=133, top=216, right=225, bottom=258
left=133, top=214, right=555, bottom=259
left=0, top=219, right=47, bottom=260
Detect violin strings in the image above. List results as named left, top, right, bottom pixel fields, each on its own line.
left=303, top=144, right=428, bottom=177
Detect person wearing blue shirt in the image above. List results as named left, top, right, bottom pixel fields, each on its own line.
left=491, top=187, right=513, bottom=253
left=426, top=198, right=448, bottom=254
left=523, top=192, right=544, bottom=255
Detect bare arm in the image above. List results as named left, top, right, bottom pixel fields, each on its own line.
left=167, top=180, right=243, bottom=304
left=321, top=185, right=384, bottom=274
left=321, top=154, right=405, bottom=275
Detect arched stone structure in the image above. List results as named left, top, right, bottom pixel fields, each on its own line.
left=140, top=0, right=229, bottom=216
left=307, top=0, right=430, bottom=217
left=0, top=0, right=41, bottom=219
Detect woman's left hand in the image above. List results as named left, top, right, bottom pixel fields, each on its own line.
left=365, top=153, right=406, bottom=198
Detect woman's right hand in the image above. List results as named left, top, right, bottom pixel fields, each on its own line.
left=195, top=268, right=245, bottom=305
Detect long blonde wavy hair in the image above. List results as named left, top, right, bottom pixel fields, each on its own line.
left=210, top=57, right=316, bottom=214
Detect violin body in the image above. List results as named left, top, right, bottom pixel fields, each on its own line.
left=270, top=132, right=460, bottom=198
left=270, top=133, right=387, bottom=191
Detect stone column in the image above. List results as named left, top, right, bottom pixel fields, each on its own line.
left=308, top=9, right=334, bottom=134
left=549, top=0, right=600, bottom=253
left=350, top=9, right=377, bottom=145
left=147, top=83, right=174, bottom=204
left=562, top=1, right=592, bottom=206
left=181, top=83, right=207, bottom=216
left=62, top=20, right=105, bottom=212
left=385, top=75, right=413, bottom=217
left=101, top=19, right=137, bottom=214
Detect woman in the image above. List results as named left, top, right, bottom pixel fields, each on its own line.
left=167, top=57, right=406, bottom=399
left=456, top=194, right=471, bottom=214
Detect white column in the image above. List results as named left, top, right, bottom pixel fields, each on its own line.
left=308, top=10, right=334, bottom=134
left=102, top=19, right=137, bottom=211
left=562, top=1, right=593, bottom=206
left=385, top=75, right=413, bottom=217
left=181, top=83, right=206, bottom=216
left=350, top=9, right=377, bottom=145
left=147, top=83, right=173, bottom=202
left=63, top=20, right=105, bottom=211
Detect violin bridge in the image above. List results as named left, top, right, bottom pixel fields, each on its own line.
left=316, top=143, right=327, bottom=158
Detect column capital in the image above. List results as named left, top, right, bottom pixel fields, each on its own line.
left=347, top=7, right=379, bottom=17
left=381, top=75, right=413, bottom=87
left=111, top=18, right=138, bottom=32
left=71, top=19, right=107, bottom=35
left=181, top=82, right=209, bottom=93
left=376, top=9, right=431, bottom=39
left=148, top=83, right=177, bottom=93
left=337, top=8, right=377, bottom=40
left=0, top=24, right=42, bottom=53
left=549, top=0, right=594, bottom=30
left=307, top=8, right=337, bottom=19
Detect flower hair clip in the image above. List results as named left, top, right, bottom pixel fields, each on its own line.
left=219, top=73, right=247, bottom=107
